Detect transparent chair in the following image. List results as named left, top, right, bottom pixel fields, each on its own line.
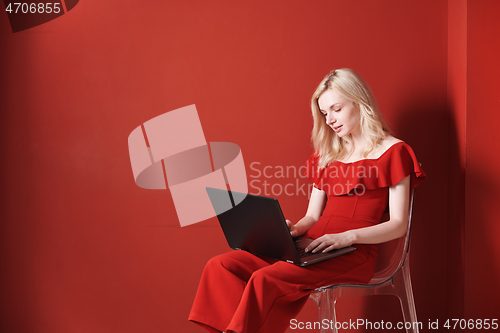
left=309, top=189, right=419, bottom=333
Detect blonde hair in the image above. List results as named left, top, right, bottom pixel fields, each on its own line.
left=311, top=68, right=391, bottom=167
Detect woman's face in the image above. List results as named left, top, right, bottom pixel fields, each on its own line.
left=317, top=89, right=361, bottom=138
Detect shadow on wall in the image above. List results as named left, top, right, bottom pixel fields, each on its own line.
left=356, top=89, right=453, bottom=328
left=390, top=90, right=500, bottom=322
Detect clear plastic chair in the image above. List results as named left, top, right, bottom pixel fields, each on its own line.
left=309, top=189, right=419, bottom=333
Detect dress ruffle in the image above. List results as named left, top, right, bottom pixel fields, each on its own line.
left=304, top=142, right=426, bottom=196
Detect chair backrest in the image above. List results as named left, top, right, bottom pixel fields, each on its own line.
left=369, top=188, right=415, bottom=285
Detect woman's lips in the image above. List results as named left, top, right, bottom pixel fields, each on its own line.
left=333, top=125, right=343, bottom=133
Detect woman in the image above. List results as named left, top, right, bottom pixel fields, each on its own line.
left=189, top=68, right=426, bottom=333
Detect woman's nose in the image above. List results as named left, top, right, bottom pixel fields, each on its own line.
left=326, top=112, right=336, bottom=125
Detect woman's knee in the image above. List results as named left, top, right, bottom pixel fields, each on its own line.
left=205, top=251, right=252, bottom=273
left=205, top=252, right=231, bottom=270
left=248, top=264, right=279, bottom=286
left=248, top=261, right=304, bottom=287
left=205, top=251, right=272, bottom=282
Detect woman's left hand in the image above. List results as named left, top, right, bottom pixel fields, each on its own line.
left=305, top=231, right=356, bottom=253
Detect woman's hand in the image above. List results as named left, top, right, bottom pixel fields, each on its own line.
left=305, top=231, right=356, bottom=253
left=285, top=187, right=327, bottom=239
left=285, top=220, right=301, bottom=238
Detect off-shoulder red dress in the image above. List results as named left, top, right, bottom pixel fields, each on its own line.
left=189, top=142, right=426, bottom=333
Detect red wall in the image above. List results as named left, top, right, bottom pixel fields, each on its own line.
left=446, top=0, right=500, bottom=323
left=465, top=0, right=500, bottom=321
left=0, top=1, right=497, bottom=332
left=447, top=0, right=467, bottom=319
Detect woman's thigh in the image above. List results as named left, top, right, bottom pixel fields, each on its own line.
left=248, top=247, right=375, bottom=291
left=206, top=250, right=275, bottom=282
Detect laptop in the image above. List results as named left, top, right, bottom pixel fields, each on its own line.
left=206, top=187, right=356, bottom=266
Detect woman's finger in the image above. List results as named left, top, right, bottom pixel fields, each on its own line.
left=312, top=241, right=329, bottom=253
left=322, top=245, right=336, bottom=253
left=305, top=238, right=321, bottom=252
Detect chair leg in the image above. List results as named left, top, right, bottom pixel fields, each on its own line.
left=394, top=263, right=420, bottom=333
left=311, top=288, right=339, bottom=333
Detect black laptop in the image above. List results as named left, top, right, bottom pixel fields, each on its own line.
left=206, top=187, right=356, bottom=266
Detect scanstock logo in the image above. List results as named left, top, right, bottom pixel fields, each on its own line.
left=128, top=105, right=248, bottom=227
left=3, top=1, right=79, bottom=33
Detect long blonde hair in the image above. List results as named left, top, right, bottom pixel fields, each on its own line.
left=311, top=68, right=391, bottom=167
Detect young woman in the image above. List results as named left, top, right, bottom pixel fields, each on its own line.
left=189, top=68, right=426, bottom=333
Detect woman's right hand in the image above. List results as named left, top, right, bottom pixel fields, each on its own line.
left=285, top=188, right=326, bottom=239
left=286, top=220, right=300, bottom=238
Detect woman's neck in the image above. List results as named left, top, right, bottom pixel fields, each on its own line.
left=341, top=133, right=368, bottom=162
left=349, top=131, right=366, bottom=152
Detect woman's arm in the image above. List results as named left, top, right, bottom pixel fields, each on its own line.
left=305, top=175, right=411, bottom=253
left=286, top=187, right=327, bottom=237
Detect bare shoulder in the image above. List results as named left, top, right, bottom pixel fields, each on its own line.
left=380, top=135, right=404, bottom=150
left=370, top=136, right=404, bottom=158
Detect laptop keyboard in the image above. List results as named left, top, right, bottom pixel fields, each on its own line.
left=297, top=247, right=318, bottom=258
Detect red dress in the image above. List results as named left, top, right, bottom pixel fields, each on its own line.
left=189, top=142, right=426, bottom=333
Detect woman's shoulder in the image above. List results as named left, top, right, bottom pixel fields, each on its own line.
left=369, top=135, right=404, bottom=159
left=381, top=135, right=403, bottom=147
left=376, top=135, right=427, bottom=189
left=379, top=135, right=404, bottom=151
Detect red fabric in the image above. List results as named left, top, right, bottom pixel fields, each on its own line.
left=304, top=142, right=427, bottom=237
left=305, top=141, right=426, bottom=195
left=189, top=142, right=426, bottom=333
left=189, top=248, right=376, bottom=333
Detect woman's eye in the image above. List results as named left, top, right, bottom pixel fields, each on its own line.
left=321, top=112, right=327, bottom=117
left=334, top=109, right=341, bottom=112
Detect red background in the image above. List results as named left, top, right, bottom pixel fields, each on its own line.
left=0, top=0, right=499, bottom=332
